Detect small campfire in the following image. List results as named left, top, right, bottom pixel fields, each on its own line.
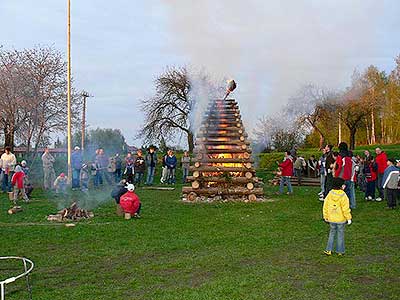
left=47, top=202, right=94, bottom=222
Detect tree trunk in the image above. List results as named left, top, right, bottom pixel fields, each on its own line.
left=4, top=126, right=15, bottom=150
left=349, top=128, right=357, bottom=150
left=370, top=110, right=376, bottom=144
left=187, top=131, right=194, bottom=152
left=365, top=117, right=370, bottom=145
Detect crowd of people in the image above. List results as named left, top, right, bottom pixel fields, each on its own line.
left=278, top=142, right=399, bottom=256
left=0, top=145, right=192, bottom=205
left=278, top=143, right=400, bottom=210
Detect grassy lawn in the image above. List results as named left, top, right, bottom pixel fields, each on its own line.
left=1, top=180, right=399, bottom=300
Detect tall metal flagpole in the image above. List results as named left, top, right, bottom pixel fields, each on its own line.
left=67, top=0, right=72, bottom=184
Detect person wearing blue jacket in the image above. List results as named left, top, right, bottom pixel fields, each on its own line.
left=165, top=149, right=177, bottom=184
left=382, top=158, right=400, bottom=209
left=71, top=146, right=83, bottom=189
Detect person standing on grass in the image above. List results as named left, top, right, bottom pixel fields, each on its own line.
left=97, top=148, right=112, bottom=185
left=324, top=144, right=335, bottom=197
left=166, top=149, right=177, bottom=184
left=71, top=146, right=83, bottom=189
left=134, top=149, right=146, bottom=186
left=124, top=152, right=135, bottom=184
left=160, top=151, right=169, bottom=184
left=323, top=177, right=352, bottom=256
left=293, top=154, right=306, bottom=186
left=11, top=165, right=29, bottom=204
left=181, top=151, right=191, bottom=183
left=114, top=154, right=122, bottom=183
left=307, top=155, right=317, bottom=177
left=145, top=146, right=157, bottom=185
left=21, top=160, right=33, bottom=197
left=375, top=148, right=388, bottom=202
left=277, top=151, right=293, bottom=195
left=364, top=156, right=377, bottom=201
left=1, top=146, right=17, bottom=193
left=80, top=163, right=90, bottom=192
left=334, top=142, right=355, bottom=209
left=41, top=147, right=56, bottom=191
left=382, top=158, right=399, bottom=210
left=318, top=149, right=327, bottom=200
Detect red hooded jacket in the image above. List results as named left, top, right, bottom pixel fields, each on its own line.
left=120, top=191, right=141, bottom=214
left=334, top=155, right=352, bottom=181
left=375, top=152, right=388, bottom=174
left=12, top=171, right=25, bottom=189
left=279, top=157, right=293, bottom=177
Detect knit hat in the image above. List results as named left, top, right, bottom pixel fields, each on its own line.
left=126, top=184, right=135, bottom=191
left=15, top=165, right=22, bottom=172
left=21, top=160, right=27, bottom=166
left=74, top=146, right=80, bottom=150
left=60, top=173, right=65, bottom=177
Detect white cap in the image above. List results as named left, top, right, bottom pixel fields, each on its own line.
left=126, top=184, right=135, bottom=191
left=74, top=146, right=80, bottom=150
left=21, top=160, right=27, bottom=166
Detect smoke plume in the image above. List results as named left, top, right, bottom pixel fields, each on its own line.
left=162, top=0, right=392, bottom=132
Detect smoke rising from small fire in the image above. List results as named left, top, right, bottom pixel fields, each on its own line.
left=163, top=0, right=393, bottom=133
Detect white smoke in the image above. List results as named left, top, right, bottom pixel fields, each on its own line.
left=162, top=0, right=394, bottom=133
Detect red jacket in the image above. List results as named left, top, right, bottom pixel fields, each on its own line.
left=375, top=152, right=388, bottom=174
left=367, top=162, right=377, bottom=182
left=279, top=157, right=293, bottom=177
left=11, top=171, right=25, bottom=189
left=120, top=191, right=141, bottom=214
left=334, top=155, right=352, bottom=181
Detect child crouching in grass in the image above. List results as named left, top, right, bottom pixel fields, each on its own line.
left=323, top=177, right=352, bottom=256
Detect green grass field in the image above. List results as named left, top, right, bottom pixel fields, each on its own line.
left=1, top=181, right=399, bottom=300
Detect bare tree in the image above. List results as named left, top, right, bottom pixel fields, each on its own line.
left=253, top=114, right=304, bottom=152
left=286, top=84, right=338, bottom=149
left=139, top=67, right=193, bottom=151
left=0, top=47, right=81, bottom=153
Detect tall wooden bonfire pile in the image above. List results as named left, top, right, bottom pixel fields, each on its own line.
left=182, top=99, right=264, bottom=202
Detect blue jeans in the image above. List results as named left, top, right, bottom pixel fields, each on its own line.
left=365, top=180, right=375, bottom=199
left=72, top=168, right=81, bottom=188
left=345, top=180, right=356, bottom=209
left=167, top=168, right=176, bottom=184
left=146, top=167, right=155, bottom=185
left=134, top=172, right=144, bottom=185
left=344, top=180, right=354, bottom=207
left=2, top=173, right=12, bottom=192
left=279, top=176, right=293, bottom=194
left=326, top=222, right=346, bottom=254
left=320, top=174, right=326, bottom=194
left=182, top=167, right=189, bottom=183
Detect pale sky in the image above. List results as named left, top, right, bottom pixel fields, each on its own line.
left=1, top=1, right=399, bottom=146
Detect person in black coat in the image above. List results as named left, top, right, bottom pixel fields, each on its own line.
left=111, top=179, right=127, bottom=204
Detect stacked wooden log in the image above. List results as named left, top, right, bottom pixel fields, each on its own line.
left=182, top=99, right=264, bottom=202
left=47, top=202, right=94, bottom=222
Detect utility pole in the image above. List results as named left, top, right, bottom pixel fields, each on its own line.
left=81, top=91, right=90, bottom=154
left=67, top=0, right=72, bottom=184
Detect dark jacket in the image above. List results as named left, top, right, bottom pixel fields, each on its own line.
left=134, top=156, right=146, bottom=173
left=111, top=184, right=128, bottom=204
left=145, top=152, right=157, bottom=168
left=165, top=155, right=177, bottom=169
